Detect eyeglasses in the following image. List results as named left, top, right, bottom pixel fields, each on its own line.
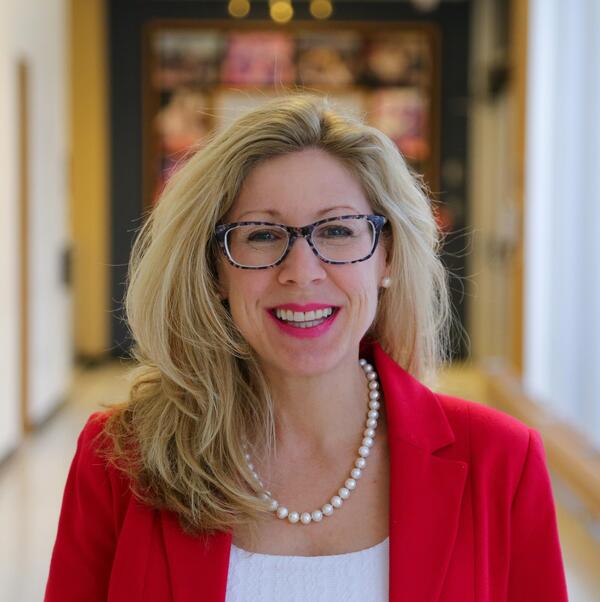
left=215, top=214, right=387, bottom=270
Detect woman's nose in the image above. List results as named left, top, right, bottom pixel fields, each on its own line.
left=277, top=237, right=327, bottom=286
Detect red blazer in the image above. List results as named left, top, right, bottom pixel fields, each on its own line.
left=45, top=341, right=569, bottom=601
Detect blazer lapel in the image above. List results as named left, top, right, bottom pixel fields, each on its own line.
left=372, top=342, right=469, bottom=601
left=161, top=511, right=231, bottom=601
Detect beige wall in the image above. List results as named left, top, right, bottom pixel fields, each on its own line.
left=467, top=0, right=527, bottom=370
left=70, top=0, right=109, bottom=358
left=0, top=0, right=72, bottom=456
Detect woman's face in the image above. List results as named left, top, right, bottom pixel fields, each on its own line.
left=217, top=148, right=389, bottom=377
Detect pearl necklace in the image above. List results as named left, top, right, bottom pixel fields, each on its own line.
left=244, top=358, right=381, bottom=526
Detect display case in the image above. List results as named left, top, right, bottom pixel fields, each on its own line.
left=143, top=20, right=442, bottom=220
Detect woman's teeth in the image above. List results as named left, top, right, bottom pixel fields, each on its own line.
left=274, top=307, right=335, bottom=327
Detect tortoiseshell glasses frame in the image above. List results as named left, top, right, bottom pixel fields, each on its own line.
left=214, top=214, right=387, bottom=270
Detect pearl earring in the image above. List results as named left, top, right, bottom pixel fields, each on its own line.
left=381, top=277, right=392, bottom=288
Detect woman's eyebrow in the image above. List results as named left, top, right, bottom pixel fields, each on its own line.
left=236, top=205, right=361, bottom=220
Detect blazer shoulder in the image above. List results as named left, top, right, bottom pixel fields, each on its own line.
left=78, top=409, right=118, bottom=460
left=75, top=409, right=133, bottom=502
left=433, top=392, right=533, bottom=478
left=436, top=392, right=531, bottom=441
left=80, top=409, right=111, bottom=442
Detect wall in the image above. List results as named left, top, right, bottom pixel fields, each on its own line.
left=0, top=0, right=71, bottom=459
left=524, top=0, right=600, bottom=447
left=467, top=0, right=524, bottom=365
left=107, top=0, right=472, bottom=358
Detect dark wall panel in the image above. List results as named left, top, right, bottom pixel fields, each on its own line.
left=109, top=0, right=471, bottom=359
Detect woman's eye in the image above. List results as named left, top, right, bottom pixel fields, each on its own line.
left=247, top=229, right=282, bottom=242
left=321, top=226, right=354, bottom=238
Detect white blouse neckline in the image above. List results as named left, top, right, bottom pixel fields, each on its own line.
left=230, top=535, right=390, bottom=559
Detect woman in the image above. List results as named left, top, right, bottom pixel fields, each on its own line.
left=45, top=95, right=568, bottom=601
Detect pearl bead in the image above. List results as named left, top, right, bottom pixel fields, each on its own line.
left=322, top=503, right=334, bottom=516
left=246, top=359, right=380, bottom=529
left=358, top=445, right=370, bottom=457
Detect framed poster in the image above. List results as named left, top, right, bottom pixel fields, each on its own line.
left=221, top=31, right=296, bottom=85
left=363, top=31, right=431, bottom=87
left=295, top=31, right=362, bottom=86
left=143, top=21, right=439, bottom=210
left=369, top=88, right=430, bottom=162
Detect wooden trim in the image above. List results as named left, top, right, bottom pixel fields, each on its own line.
left=484, top=359, right=600, bottom=521
left=70, top=0, right=110, bottom=357
left=18, top=60, right=32, bottom=434
left=509, top=0, right=528, bottom=374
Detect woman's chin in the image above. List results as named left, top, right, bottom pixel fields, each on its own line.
left=262, top=338, right=356, bottom=378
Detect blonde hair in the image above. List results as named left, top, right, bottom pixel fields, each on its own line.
left=102, top=94, right=452, bottom=536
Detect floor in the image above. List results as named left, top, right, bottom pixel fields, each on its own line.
left=1, top=360, right=599, bottom=601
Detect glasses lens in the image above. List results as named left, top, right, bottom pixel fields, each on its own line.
left=225, top=224, right=288, bottom=267
left=312, top=217, right=375, bottom=262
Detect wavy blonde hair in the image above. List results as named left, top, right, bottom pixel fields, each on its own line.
left=102, top=94, right=452, bottom=537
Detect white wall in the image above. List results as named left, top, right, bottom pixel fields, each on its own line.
left=0, top=0, right=72, bottom=459
left=525, top=0, right=600, bottom=448
left=0, top=0, right=20, bottom=459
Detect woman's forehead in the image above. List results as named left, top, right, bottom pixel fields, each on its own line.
left=233, top=204, right=367, bottom=223
left=229, top=149, right=372, bottom=222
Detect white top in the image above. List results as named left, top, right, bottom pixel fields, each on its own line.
left=225, top=537, right=390, bottom=602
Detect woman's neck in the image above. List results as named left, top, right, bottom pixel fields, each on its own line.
left=262, top=357, right=379, bottom=458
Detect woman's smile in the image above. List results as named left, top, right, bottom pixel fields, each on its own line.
left=266, top=304, right=341, bottom=339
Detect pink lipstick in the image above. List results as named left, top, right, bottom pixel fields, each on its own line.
left=266, top=304, right=341, bottom=339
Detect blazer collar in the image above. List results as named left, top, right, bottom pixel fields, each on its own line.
left=160, top=340, right=469, bottom=602
left=366, top=339, right=456, bottom=453
left=367, top=339, right=469, bottom=600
